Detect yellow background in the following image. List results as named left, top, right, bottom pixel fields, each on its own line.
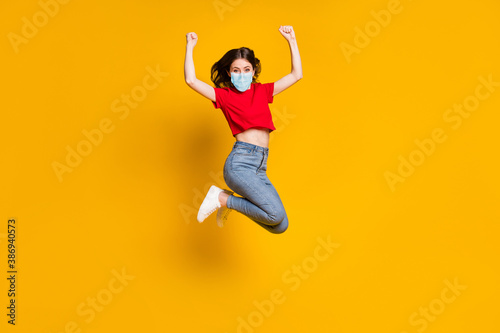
left=1, top=0, right=499, bottom=332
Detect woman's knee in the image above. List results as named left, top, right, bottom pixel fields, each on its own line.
left=268, top=216, right=288, bottom=234
left=268, top=207, right=286, bottom=225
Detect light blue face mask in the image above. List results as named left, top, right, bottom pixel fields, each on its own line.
left=230, top=72, right=253, bottom=92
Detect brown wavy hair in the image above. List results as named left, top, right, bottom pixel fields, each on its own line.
left=211, top=47, right=261, bottom=88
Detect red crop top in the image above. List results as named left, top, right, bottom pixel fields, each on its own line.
left=212, top=82, right=276, bottom=136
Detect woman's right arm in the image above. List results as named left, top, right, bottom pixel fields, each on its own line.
left=184, top=32, right=216, bottom=102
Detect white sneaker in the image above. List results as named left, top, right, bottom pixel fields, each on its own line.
left=197, top=185, right=225, bottom=223
left=216, top=190, right=234, bottom=228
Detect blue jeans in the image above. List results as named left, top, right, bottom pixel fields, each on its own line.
left=223, top=141, right=289, bottom=234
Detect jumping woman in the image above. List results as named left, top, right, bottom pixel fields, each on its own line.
left=184, top=25, right=302, bottom=234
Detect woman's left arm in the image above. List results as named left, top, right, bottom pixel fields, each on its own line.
left=273, top=25, right=303, bottom=96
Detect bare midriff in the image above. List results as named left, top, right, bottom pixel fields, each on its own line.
left=234, top=127, right=270, bottom=148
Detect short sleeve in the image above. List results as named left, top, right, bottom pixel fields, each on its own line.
left=212, top=87, right=227, bottom=109
left=263, top=82, right=275, bottom=104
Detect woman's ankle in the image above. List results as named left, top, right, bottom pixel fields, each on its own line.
left=218, top=191, right=230, bottom=207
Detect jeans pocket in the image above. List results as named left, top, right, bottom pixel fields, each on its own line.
left=231, top=152, right=259, bottom=171
left=234, top=147, right=253, bottom=156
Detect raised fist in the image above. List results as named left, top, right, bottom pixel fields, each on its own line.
left=278, top=25, right=296, bottom=41
left=186, top=32, right=198, bottom=47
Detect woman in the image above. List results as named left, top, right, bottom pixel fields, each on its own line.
left=184, top=25, right=302, bottom=234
